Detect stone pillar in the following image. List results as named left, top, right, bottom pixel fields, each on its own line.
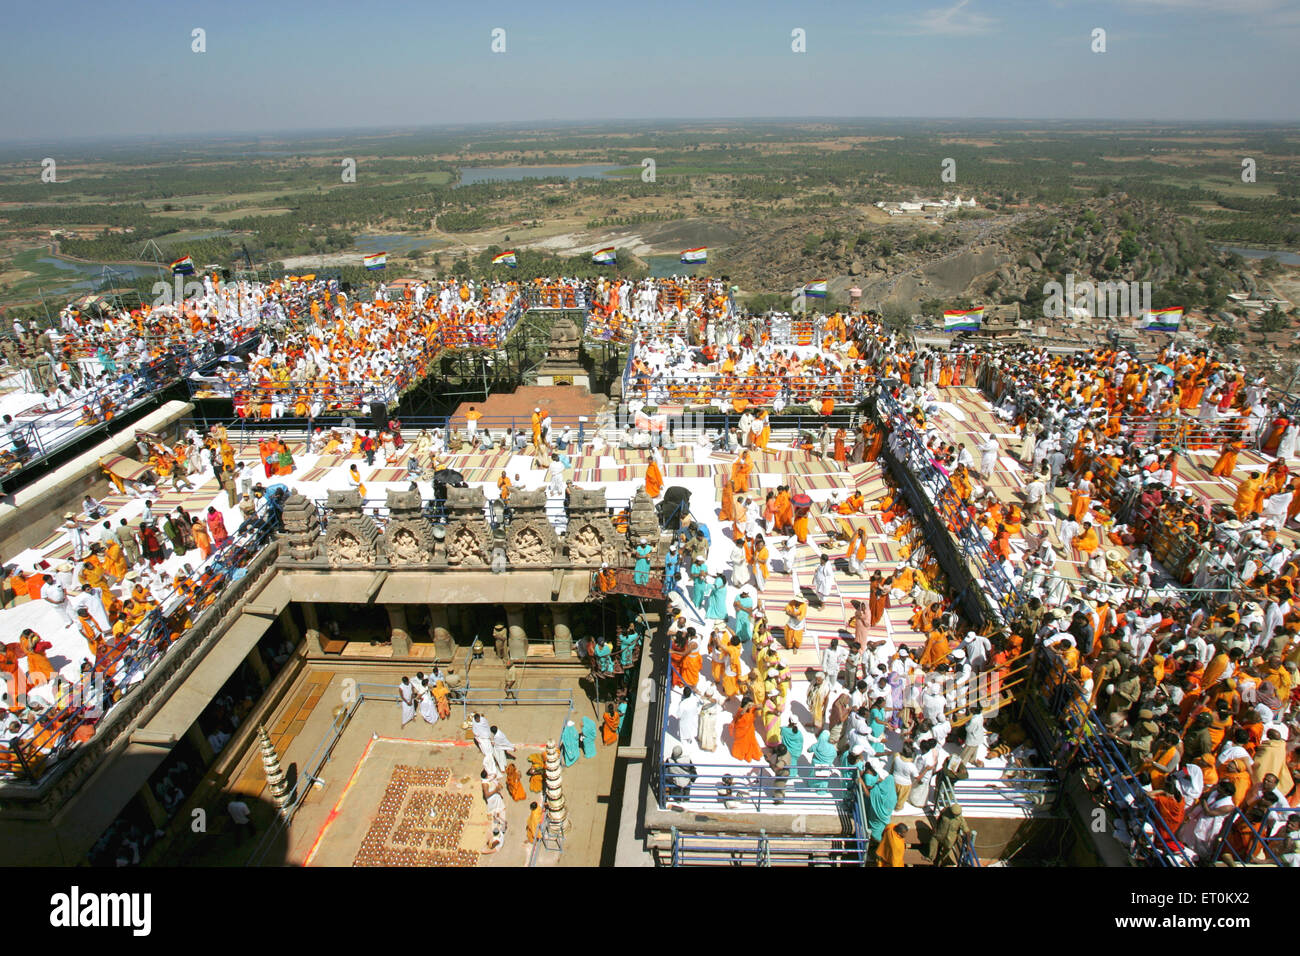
left=387, top=605, right=411, bottom=655
left=280, top=608, right=301, bottom=645
left=187, top=722, right=215, bottom=764
left=505, top=604, right=528, bottom=661
left=551, top=605, right=573, bottom=659
left=429, top=605, right=455, bottom=661
left=304, top=628, right=326, bottom=656
left=137, top=784, right=168, bottom=829
left=246, top=645, right=271, bottom=687
left=300, top=603, right=319, bottom=631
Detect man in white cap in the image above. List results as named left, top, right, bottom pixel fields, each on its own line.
left=71, top=582, right=110, bottom=632
left=63, top=515, right=89, bottom=561
left=959, top=630, right=991, bottom=672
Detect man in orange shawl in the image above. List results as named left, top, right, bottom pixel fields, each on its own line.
left=644, top=454, right=664, bottom=499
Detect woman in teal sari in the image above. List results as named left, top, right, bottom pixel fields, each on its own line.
left=808, top=730, right=837, bottom=792
left=780, top=719, right=805, bottom=787
left=705, top=574, right=729, bottom=622
left=690, top=557, right=709, bottom=608
left=868, top=698, right=889, bottom=754
left=861, top=762, right=898, bottom=840
left=580, top=716, right=599, bottom=758
left=732, top=588, right=755, bottom=643
left=560, top=720, right=580, bottom=766
left=633, top=536, right=653, bottom=586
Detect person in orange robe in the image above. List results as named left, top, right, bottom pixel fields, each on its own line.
left=729, top=699, right=763, bottom=762
left=919, top=629, right=950, bottom=670
left=1210, top=439, right=1242, bottom=478
left=644, top=455, right=664, bottom=499
left=875, top=822, right=909, bottom=867
left=680, top=639, right=702, bottom=687
left=1234, top=473, right=1263, bottom=520
left=601, top=703, right=620, bottom=745
left=1073, top=523, right=1100, bottom=555
left=1069, top=473, right=1094, bottom=522
left=505, top=761, right=527, bottom=801
left=730, top=451, right=752, bottom=495
left=869, top=574, right=889, bottom=627
left=719, top=482, right=737, bottom=523
left=18, top=630, right=53, bottom=686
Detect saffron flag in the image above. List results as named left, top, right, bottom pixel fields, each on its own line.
left=943, top=307, right=984, bottom=332
left=362, top=252, right=386, bottom=271
left=492, top=251, right=517, bottom=268
left=592, top=247, right=617, bottom=265
left=1141, top=307, right=1182, bottom=332
left=170, top=255, right=194, bottom=275
left=803, top=280, right=827, bottom=298
left=680, top=247, right=707, bottom=264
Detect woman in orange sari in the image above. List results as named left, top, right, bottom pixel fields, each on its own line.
left=729, top=698, right=763, bottom=762
left=431, top=679, right=451, bottom=720
left=505, top=761, right=527, bottom=801
left=18, top=630, right=53, bottom=687
left=869, top=572, right=889, bottom=627
left=601, top=702, right=620, bottom=745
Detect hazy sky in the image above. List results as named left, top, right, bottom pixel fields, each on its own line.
left=2, top=0, right=1297, bottom=142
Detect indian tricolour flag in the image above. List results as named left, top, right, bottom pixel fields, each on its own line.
left=680, top=247, right=707, bottom=265
left=803, top=280, right=827, bottom=298
left=943, top=307, right=984, bottom=332
left=492, top=251, right=517, bottom=268
left=362, top=252, right=386, bottom=271
left=592, top=247, right=617, bottom=265
left=1141, top=307, right=1182, bottom=332
left=170, top=255, right=194, bottom=275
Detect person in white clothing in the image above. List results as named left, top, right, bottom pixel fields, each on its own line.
left=397, top=677, right=416, bottom=726
left=490, top=725, right=515, bottom=773
left=812, top=554, right=837, bottom=605
left=676, top=685, right=701, bottom=749
left=471, top=712, right=494, bottom=758
left=960, top=708, right=989, bottom=766
left=978, top=434, right=1000, bottom=480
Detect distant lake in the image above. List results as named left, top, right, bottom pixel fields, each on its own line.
left=1217, top=245, right=1300, bottom=266
left=354, top=235, right=444, bottom=255
left=38, top=257, right=160, bottom=281
left=457, top=164, right=620, bottom=186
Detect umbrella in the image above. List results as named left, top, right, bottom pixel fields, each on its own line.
left=792, top=493, right=813, bottom=508
left=1153, top=363, right=1175, bottom=377
left=432, top=468, right=466, bottom=485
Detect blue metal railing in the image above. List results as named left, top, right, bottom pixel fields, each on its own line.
left=1211, top=804, right=1299, bottom=867
left=0, top=504, right=283, bottom=782
left=668, top=826, right=866, bottom=866
left=873, top=387, right=1023, bottom=623
left=1023, top=646, right=1196, bottom=867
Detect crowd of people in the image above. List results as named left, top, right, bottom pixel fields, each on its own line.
left=0, top=420, right=286, bottom=778
left=623, top=302, right=1300, bottom=866
left=219, top=276, right=525, bottom=418
left=1, top=293, right=249, bottom=477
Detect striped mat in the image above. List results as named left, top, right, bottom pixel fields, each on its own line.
left=368, top=468, right=408, bottom=483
